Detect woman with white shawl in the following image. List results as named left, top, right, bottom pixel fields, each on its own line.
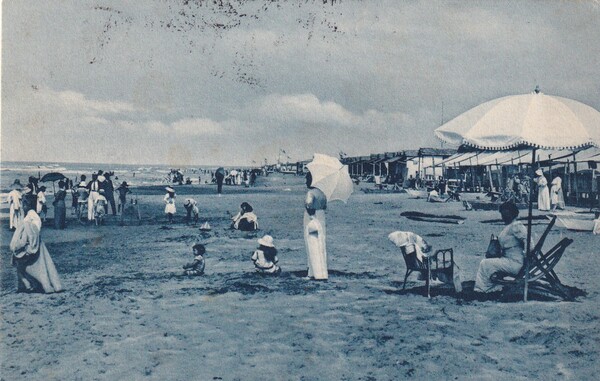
left=10, top=209, right=62, bottom=293
left=550, top=176, right=565, bottom=211
left=534, top=169, right=550, bottom=211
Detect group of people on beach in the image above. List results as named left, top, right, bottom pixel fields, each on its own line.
left=534, top=169, right=565, bottom=212
left=179, top=171, right=325, bottom=279
left=8, top=163, right=540, bottom=296
left=6, top=177, right=49, bottom=230
left=6, top=170, right=135, bottom=230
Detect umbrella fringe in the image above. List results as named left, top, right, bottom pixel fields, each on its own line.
left=456, top=139, right=598, bottom=151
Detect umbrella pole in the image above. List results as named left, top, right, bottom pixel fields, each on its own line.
left=524, top=148, right=537, bottom=302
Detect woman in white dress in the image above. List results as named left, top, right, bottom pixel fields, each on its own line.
left=36, top=186, right=48, bottom=223
left=303, top=172, right=328, bottom=280
left=10, top=208, right=62, bottom=293
left=7, top=180, right=24, bottom=230
left=534, top=169, right=550, bottom=211
left=550, top=176, right=565, bottom=211
left=475, top=202, right=526, bottom=293
left=164, top=187, right=176, bottom=223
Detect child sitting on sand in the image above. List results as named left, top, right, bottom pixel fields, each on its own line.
left=183, top=244, right=206, bottom=276
left=251, top=235, right=280, bottom=275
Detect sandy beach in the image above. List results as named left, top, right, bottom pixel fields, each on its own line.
left=0, top=173, right=598, bottom=380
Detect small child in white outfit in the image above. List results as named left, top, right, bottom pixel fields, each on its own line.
left=251, top=235, right=280, bottom=275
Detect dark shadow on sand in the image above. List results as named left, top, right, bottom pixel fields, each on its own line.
left=385, top=281, right=587, bottom=303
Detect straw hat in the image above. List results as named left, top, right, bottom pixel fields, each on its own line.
left=165, top=186, right=175, bottom=193
left=258, top=235, right=274, bottom=248
left=98, top=175, right=106, bottom=182
left=535, top=169, right=543, bottom=176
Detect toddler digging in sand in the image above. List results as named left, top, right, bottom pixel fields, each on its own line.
left=183, top=244, right=206, bottom=276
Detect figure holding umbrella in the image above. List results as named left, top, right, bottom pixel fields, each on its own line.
left=304, top=154, right=354, bottom=280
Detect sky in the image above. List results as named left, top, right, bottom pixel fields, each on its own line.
left=1, top=0, right=599, bottom=166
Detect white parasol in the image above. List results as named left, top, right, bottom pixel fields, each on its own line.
left=435, top=91, right=600, bottom=150
left=306, top=153, right=354, bottom=203
left=435, top=89, right=599, bottom=301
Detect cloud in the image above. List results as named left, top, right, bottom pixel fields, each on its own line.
left=32, top=87, right=137, bottom=116
left=115, top=117, right=226, bottom=137
left=257, top=93, right=356, bottom=125
left=171, top=118, right=224, bottom=136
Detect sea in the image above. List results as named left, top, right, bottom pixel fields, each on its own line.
left=0, top=161, right=244, bottom=195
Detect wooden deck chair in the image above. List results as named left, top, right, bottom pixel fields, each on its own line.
left=400, top=244, right=454, bottom=298
left=491, top=216, right=575, bottom=301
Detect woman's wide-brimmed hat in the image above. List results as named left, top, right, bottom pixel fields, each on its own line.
left=11, top=179, right=23, bottom=189
left=240, top=202, right=253, bottom=212
left=258, top=235, right=274, bottom=248
left=535, top=169, right=543, bottom=176
left=165, top=186, right=175, bottom=193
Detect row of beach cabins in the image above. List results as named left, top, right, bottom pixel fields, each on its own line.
left=276, top=146, right=600, bottom=208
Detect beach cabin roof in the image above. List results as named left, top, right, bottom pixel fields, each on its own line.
left=403, top=150, right=419, bottom=158
left=385, top=156, right=405, bottom=164
left=418, top=148, right=457, bottom=157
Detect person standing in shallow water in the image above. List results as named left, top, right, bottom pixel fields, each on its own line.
left=303, top=171, right=328, bottom=280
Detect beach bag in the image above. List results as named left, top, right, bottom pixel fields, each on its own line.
left=485, top=234, right=503, bottom=258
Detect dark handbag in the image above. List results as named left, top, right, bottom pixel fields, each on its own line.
left=485, top=234, right=503, bottom=258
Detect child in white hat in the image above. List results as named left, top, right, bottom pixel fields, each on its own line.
left=164, top=187, right=176, bottom=223
left=251, top=235, right=280, bottom=275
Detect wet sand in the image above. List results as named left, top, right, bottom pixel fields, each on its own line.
left=1, top=174, right=599, bottom=380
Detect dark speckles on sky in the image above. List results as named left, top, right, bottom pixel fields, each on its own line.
left=2, top=1, right=599, bottom=165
